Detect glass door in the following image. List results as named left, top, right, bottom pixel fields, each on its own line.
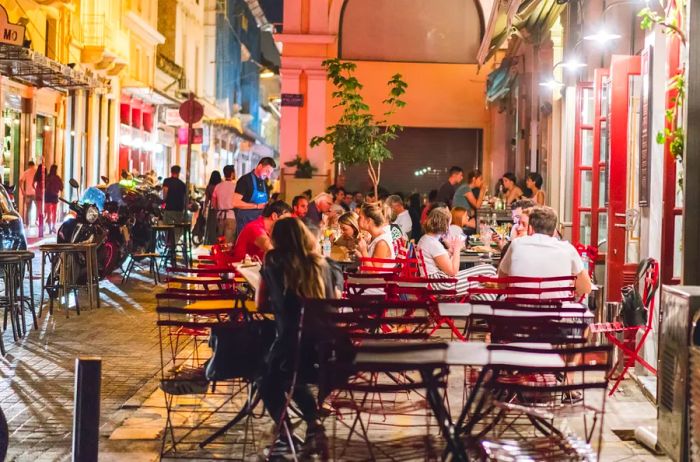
left=606, top=55, right=641, bottom=302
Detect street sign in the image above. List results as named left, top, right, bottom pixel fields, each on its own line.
left=179, top=99, right=204, bottom=124
left=0, top=6, right=25, bottom=46
left=281, top=93, right=304, bottom=107
left=164, top=108, right=185, bottom=126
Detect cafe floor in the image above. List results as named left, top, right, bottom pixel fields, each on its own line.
left=0, top=260, right=669, bottom=461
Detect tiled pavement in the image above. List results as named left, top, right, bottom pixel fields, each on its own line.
left=0, top=254, right=672, bottom=461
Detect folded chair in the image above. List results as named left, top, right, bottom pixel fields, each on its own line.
left=589, top=258, right=659, bottom=395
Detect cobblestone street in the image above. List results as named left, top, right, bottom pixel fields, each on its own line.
left=0, top=259, right=164, bottom=462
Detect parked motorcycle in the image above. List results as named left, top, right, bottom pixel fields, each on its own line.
left=56, top=180, right=128, bottom=279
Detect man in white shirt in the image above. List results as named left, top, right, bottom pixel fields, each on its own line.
left=498, top=206, right=592, bottom=299
left=19, top=161, right=36, bottom=226
left=212, top=165, right=238, bottom=243
left=386, top=195, right=412, bottom=239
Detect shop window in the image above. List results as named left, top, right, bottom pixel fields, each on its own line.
left=340, top=0, right=484, bottom=63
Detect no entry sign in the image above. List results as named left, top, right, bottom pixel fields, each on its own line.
left=179, top=99, right=204, bottom=124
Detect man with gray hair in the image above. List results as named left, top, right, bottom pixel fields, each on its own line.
left=499, top=206, right=592, bottom=299
left=386, top=195, right=412, bottom=238
left=305, top=192, right=333, bottom=227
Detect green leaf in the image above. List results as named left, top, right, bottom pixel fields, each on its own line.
left=656, top=131, right=666, bottom=144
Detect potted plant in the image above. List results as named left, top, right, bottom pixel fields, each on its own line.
left=284, top=155, right=317, bottom=179
left=310, top=59, right=407, bottom=199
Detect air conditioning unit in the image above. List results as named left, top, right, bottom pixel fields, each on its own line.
left=658, top=285, right=700, bottom=461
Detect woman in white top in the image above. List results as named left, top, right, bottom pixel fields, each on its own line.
left=447, top=207, right=469, bottom=241
left=417, top=207, right=496, bottom=296
left=356, top=202, right=396, bottom=269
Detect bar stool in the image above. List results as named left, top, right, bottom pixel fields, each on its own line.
left=122, top=252, right=160, bottom=285
left=39, top=243, right=100, bottom=317
left=0, top=251, right=38, bottom=351
left=152, top=224, right=177, bottom=269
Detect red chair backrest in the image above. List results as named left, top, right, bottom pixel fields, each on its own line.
left=467, top=274, right=577, bottom=302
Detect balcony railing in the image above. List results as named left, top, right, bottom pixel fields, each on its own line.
left=81, top=14, right=129, bottom=58
left=156, top=53, right=184, bottom=80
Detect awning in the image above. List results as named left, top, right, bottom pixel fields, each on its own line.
left=477, top=0, right=567, bottom=66
left=203, top=117, right=245, bottom=135
left=260, top=31, right=281, bottom=72
left=0, top=43, right=104, bottom=91
left=486, top=57, right=517, bottom=103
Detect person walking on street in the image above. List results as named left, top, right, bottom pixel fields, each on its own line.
left=162, top=165, right=187, bottom=245
left=204, top=170, right=222, bottom=244
left=19, top=161, right=36, bottom=226
left=33, top=164, right=45, bottom=238
left=212, top=165, right=238, bottom=244
left=44, top=165, right=63, bottom=234
left=232, top=157, right=276, bottom=236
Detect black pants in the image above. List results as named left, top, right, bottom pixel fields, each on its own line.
left=259, top=349, right=318, bottom=424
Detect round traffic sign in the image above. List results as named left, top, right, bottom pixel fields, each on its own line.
left=179, top=99, right=204, bottom=124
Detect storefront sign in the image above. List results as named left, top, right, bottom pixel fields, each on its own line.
left=178, top=127, right=203, bottom=144
left=0, top=6, right=25, bottom=46
left=164, top=109, right=185, bottom=127
left=639, top=46, right=653, bottom=207
left=281, top=93, right=304, bottom=107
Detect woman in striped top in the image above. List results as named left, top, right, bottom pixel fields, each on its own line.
left=417, top=207, right=496, bottom=297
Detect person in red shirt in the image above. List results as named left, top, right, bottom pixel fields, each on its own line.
left=232, top=200, right=292, bottom=262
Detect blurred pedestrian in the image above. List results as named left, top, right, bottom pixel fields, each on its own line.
left=19, top=161, right=36, bottom=226
left=212, top=165, right=237, bottom=244
left=44, top=165, right=63, bottom=234
left=33, top=164, right=45, bottom=237
left=204, top=170, right=222, bottom=244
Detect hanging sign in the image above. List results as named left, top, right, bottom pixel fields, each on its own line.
left=164, top=109, right=184, bottom=127
left=178, top=127, right=203, bottom=144
left=281, top=93, right=304, bottom=107
left=0, top=6, right=25, bottom=46
left=639, top=45, right=653, bottom=207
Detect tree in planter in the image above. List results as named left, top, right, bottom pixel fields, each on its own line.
left=310, top=59, right=407, bottom=200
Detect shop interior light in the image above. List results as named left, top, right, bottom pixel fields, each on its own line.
left=120, top=134, right=132, bottom=147
left=583, top=30, right=622, bottom=44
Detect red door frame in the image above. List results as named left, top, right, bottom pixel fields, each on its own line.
left=606, top=55, right=641, bottom=302
left=572, top=82, right=594, bottom=245
left=661, top=36, right=682, bottom=285
left=592, top=68, right=609, bottom=261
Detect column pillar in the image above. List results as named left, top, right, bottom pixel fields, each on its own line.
left=305, top=68, right=329, bottom=176
left=279, top=67, right=302, bottom=166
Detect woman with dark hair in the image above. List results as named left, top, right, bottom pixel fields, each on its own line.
left=204, top=170, right=222, bottom=244
left=526, top=172, right=545, bottom=205
left=44, top=165, right=63, bottom=234
left=501, top=172, right=524, bottom=206
left=33, top=164, right=45, bottom=237
left=420, top=189, right=439, bottom=226
left=257, top=217, right=343, bottom=458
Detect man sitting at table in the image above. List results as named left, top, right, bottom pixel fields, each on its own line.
left=231, top=200, right=292, bottom=262
left=305, top=192, right=333, bottom=227
left=498, top=206, right=592, bottom=299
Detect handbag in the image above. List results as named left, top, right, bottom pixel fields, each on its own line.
left=619, top=258, right=655, bottom=327
left=204, top=319, right=276, bottom=381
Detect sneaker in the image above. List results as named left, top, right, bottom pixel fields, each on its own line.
left=264, top=437, right=297, bottom=460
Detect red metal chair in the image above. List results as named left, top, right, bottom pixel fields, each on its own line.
left=589, top=258, right=659, bottom=395
left=467, top=275, right=577, bottom=302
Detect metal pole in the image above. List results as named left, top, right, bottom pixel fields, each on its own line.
left=184, top=92, right=193, bottom=217
left=72, top=357, right=101, bottom=462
